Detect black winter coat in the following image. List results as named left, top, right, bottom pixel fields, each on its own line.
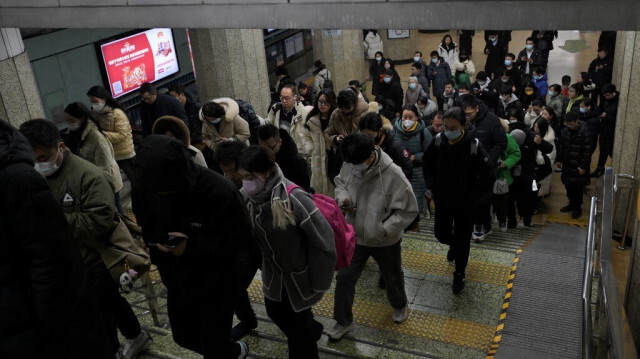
left=580, top=105, right=602, bottom=143
left=380, top=131, right=413, bottom=180
left=184, top=94, right=203, bottom=145
left=558, top=121, right=593, bottom=176
left=531, top=31, right=558, bottom=51
left=276, top=129, right=311, bottom=192
left=472, top=101, right=508, bottom=164
left=379, top=81, right=404, bottom=115
left=495, top=96, right=523, bottom=121
left=601, top=93, right=619, bottom=129
left=515, top=48, right=541, bottom=76
left=471, top=80, right=498, bottom=110
left=133, top=136, right=252, bottom=303
left=422, top=129, right=496, bottom=210
left=588, top=56, right=613, bottom=88
left=141, top=93, right=188, bottom=137
left=0, top=121, right=95, bottom=358
left=484, top=38, right=507, bottom=75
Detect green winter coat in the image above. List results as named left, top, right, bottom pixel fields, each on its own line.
left=498, top=133, right=521, bottom=185
left=45, top=149, right=118, bottom=267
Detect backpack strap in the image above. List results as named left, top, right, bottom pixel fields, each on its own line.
left=286, top=183, right=301, bottom=195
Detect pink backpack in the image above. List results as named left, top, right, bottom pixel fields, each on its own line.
left=287, top=184, right=356, bottom=270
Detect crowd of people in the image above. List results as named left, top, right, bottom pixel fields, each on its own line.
left=0, top=30, right=620, bottom=359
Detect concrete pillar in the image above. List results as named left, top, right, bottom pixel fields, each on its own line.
left=379, top=30, right=419, bottom=62
left=313, top=30, right=365, bottom=92
left=189, top=29, right=271, bottom=118
left=612, top=31, right=640, bottom=348
left=0, top=28, right=45, bottom=127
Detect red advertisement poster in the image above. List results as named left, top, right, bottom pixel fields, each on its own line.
left=101, top=28, right=179, bottom=97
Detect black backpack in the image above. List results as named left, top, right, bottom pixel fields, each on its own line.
left=235, top=99, right=262, bottom=133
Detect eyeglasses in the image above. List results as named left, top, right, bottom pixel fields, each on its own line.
left=318, top=100, right=329, bottom=105
left=280, top=96, right=293, bottom=101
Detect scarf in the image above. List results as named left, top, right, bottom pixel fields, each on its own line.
left=246, top=165, right=296, bottom=231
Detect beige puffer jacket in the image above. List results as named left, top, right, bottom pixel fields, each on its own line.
left=94, top=106, right=135, bottom=161
left=78, top=121, right=123, bottom=193
left=267, top=101, right=310, bottom=156
left=200, top=97, right=251, bottom=151
left=302, top=114, right=334, bottom=197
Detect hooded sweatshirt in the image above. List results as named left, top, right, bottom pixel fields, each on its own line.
left=335, top=148, right=418, bottom=247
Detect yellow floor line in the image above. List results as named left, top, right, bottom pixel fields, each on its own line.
left=247, top=280, right=494, bottom=352
left=399, top=250, right=511, bottom=286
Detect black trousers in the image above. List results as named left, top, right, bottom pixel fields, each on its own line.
left=233, top=249, right=260, bottom=323
left=474, top=194, right=493, bottom=231
left=597, top=124, right=615, bottom=169
left=265, top=289, right=323, bottom=359
left=434, top=205, right=474, bottom=275
left=116, top=157, right=136, bottom=187
left=94, top=266, right=142, bottom=344
left=492, top=193, right=509, bottom=223
left=508, top=178, right=536, bottom=224
left=564, top=176, right=587, bottom=209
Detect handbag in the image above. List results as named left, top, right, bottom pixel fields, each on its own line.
left=100, top=214, right=151, bottom=290
left=493, top=177, right=509, bottom=195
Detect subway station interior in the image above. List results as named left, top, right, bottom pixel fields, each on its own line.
left=2, top=1, right=640, bottom=358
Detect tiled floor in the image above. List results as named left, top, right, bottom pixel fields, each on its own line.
left=120, top=30, right=632, bottom=359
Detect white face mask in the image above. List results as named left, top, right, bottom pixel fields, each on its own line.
left=67, top=122, right=80, bottom=131
left=403, top=119, right=416, bottom=129
left=352, top=161, right=370, bottom=172
left=91, top=102, right=105, bottom=112
left=209, top=118, right=222, bottom=125
left=35, top=147, right=61, bottom=177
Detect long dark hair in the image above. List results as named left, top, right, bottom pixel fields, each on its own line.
left=86, top=85, right=125, bottom=111
left=63, top=102, right=104, bottom=153
left=307, top=90, right=337, bottom=124
left=441, top=34, right=456, bottom=50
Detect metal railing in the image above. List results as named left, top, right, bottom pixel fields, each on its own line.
left=583, top=167, right=638, bottom=359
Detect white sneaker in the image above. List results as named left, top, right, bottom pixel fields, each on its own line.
left=472, top=225, right=485, bottom=243
left=393, top=306, right=409, bottom=323
left=235, top=341, right=249, bottom=359
left=121, top=330, right=152, bottom=359
left=328, top=322, right=354, bottom=340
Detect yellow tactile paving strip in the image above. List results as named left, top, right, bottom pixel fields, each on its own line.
left=247, top=280, right=495, bottom=351
left=543, top=213, right=588, bottom=228
left=396, top=250, right=511, bottom=286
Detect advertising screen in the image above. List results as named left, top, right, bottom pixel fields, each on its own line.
left=100, top=28, right=179, bottom=97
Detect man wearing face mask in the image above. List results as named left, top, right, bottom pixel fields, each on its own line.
left=459, top=95, right=505, bottom=243
left=413, top=51, right=428, bottom=78
left=19, top=119, right=147, bottom=359
left=427, top=51, right=452, bottom=109
left=484, top=32, right=507, bottom=81
left=133, top=135, right=252, bottom=358
left=502, top=53, right=523, bottom=93
left=495, top=86, right=523, bottom=121
left=329, top=134, right=418, bottom=340
left=471, top=71, right=498, bottom=110
left=378, top=69, right=404, bottom=118
left=139, top=82, right=188, bottom=137
left=423, top=107, right=495, bottom=294
left=515, top=37, right=541, bottom=79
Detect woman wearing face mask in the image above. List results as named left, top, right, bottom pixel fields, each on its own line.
left=394, top=105, right=433, bottom=213
left=370, top=51, right=385, bottom=96
left=404, top=76, right=428, bottom=107
left=519, top=81, right=539, bottom=109
left=86, top=85, right=136, bottom=185
left=378, top=69, right=404, bottom=119
left=438, top=34, right=458, bottom=67
left=199, top=98, right=251, bottom=153
left=238, top=145, right=336, bottom=359
left=64, top=102, right=124, bottom=213
left=495, top=86, right=523, bottom=121
left=489, top=68, right=516, bottom=96
left=383, top=58, right=401, bottom=85
left=546, top=84, right=564, bottom=118
left=303, top=90, right=337, bottom=196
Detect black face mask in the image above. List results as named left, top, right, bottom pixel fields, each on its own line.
left=460, top=56, right=468, bottom=61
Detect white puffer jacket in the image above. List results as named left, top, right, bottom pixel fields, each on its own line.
left=363, top=31, right=384, bottom=60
